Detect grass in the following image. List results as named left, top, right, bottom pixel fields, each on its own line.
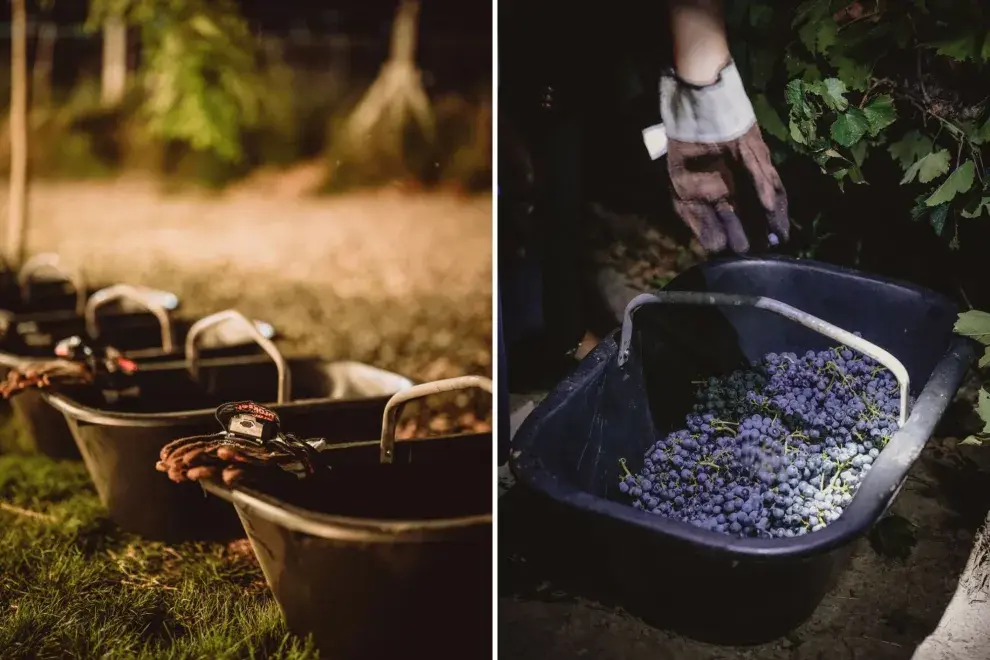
left=0, top=414, right=319, bottom=659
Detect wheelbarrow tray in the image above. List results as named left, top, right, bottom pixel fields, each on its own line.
left=202, top=431, right=492, bottom=660
left=508, top=256, right=978, bottom=644
left=43, top=355, right=413, bottom=541
left=0, top=311, right=276, bottom=459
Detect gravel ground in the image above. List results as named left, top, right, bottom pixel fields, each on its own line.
left=9, top=177, right=492, bottom=382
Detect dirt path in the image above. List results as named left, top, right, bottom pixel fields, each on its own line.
left=1, top=178, right=492, bottom=381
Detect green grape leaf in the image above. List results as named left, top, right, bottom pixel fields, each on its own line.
left=962, top=196, right=990, bottom=219
left=956, top=310, right=990, bottom=344
left=960, top=435, right=985, bottom=446
left=980, top=389, right=990, bottom=433
left=929, top=203, right=950, bottom=236
left=901, top=149, right=950, bottom=184
left=888, top=130, right=934, bottom=170
left=798, top=15, right=838, bottom=55
left=832, top=55, right=872, bottom=92
left=980, top=347, right=990, bottom=369
left=753, top=93, right=788, bottom=141
left=972, top=118, right=990, bottom=145
left=925, top=161, right=976, bottom=206
left=850, top=140, right=869, bottom=166
left=862, top=95, right=897, bottom=136
left=929, top=34, right=978, bottom=61
left=785, top=79, right=808, bottom=113
left=831, top=108, right=870, bottom=147
left=816, top=78, right=849, bottom=111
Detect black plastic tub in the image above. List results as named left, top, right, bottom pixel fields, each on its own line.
left=507, top=256, right=979, bottom=644
left=203, top=376, right=493, bottom=660
left=44, top=312, right=413, bottom=541
left=0, top=297, right=274, bottom=460
left=0, top=252, right=88, bottom=314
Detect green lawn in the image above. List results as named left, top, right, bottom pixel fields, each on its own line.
left=0, top=414, right=318, bottom=660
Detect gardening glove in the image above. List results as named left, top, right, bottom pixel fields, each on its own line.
left=156, top=433, right=328, bottom=486
left=156, top=401, right=327, bottom=487
left=659, top=59, right=789, bottom=254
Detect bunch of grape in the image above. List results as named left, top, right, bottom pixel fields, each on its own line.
left=618, top=345, right=903, bottom=539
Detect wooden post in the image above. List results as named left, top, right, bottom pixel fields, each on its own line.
left=102, top=16, right=127, bottom=106
left=8, top=0, right=28, bottom=267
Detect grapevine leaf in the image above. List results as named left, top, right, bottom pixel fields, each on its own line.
left=798, top=15, right=838, bottom=56
left=955, top=309, right=990, bottom=345
left=929, top=203, right=950, bottom=236
left=753, top=94, right=788, bottom=141
left=785, top=79, right=808, bottom=113
left=981, top=347, right=990, bottom=369
left=817, top=78, right=849, bottom=111
left=901, top=149, right=950, bottom=184
left=925, top=161, right=976, bottom=206
left=888, top=130, right=934, bottom=170
left=980, top=389, right=990, bottom=433
left=972, top=118, right=990, bottom=145
left=929, top=34, right=978, bottom=61
left=816, top=20, right=839, bottom=54
left=962, top=196, right=990, bottom=218
left=850, top=140, right=869, bottom=166
left=832, top=55, right=872, bottom=92
left=830, top=109, right=870, bottom=147
left=862, top=95, right=897, bottom=136
left=960, top=436, right=984, bottom=446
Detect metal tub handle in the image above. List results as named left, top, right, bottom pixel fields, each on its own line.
left=380, top=375, right=492, bottom=464
left=618, top=291, right=911, bottom=426
left=17, top=253, right=86, bottom=315
left=186, top=310, right=291, bottom=405
left=84, top=284, right=175, bottom=354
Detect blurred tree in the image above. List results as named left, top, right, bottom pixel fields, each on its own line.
left=8, top=0, right=28, bottom=266
left=343, top=0, right=435, bottom=172
left=87, top=0, right=270, bottom=163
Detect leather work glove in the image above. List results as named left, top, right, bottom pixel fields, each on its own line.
left=659, top=60, right=789, bottom=254
left=156, top=432, right=326, bottom=487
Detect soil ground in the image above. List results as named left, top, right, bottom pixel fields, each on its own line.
left=500, top=211, right=990, bottom=660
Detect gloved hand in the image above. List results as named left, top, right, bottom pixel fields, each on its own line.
left=660, top=60, right=789, bottom=254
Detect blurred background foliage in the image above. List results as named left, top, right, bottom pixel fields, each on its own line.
left=0, top=0, right=491, bottom=191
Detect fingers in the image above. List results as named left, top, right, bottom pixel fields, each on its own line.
left=186, top=466, right=219, bottom=481
left=673, top=200, right=727, bottom=253
left=222, top=467, right=244, bottom=486
left=737, top=126, right=790, bottom=242
left=714, top=201, right=750, bottom=254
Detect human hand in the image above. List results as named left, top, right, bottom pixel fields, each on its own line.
left=660, top=60, right=789, bottom=254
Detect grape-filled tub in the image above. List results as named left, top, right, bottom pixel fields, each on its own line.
left=507, top=256, right=977, bottom=644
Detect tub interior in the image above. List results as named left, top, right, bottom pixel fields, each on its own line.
left=54, top=356, right=410, bottom=413
left=523, top=258, right=961, bottom=501
left=245, top=433, right=492, bottom=521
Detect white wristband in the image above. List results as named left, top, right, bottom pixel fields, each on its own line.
left=659, top=60, right=757, bottom=143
